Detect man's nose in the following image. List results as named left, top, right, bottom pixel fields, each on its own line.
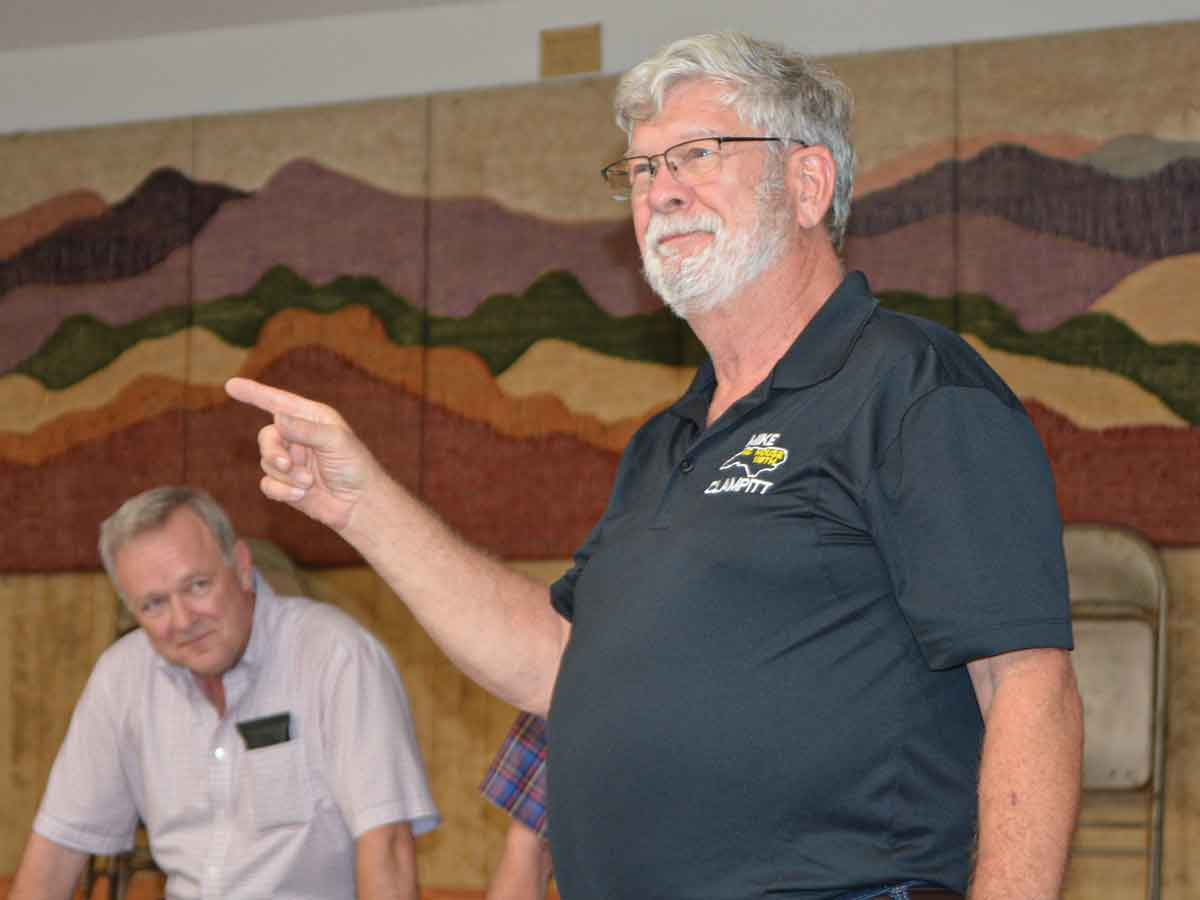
left=169, top=598, right=197, bottom=632
left=645, top=160, right=690, bottom=212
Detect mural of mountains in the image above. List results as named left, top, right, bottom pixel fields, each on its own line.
left=7, top=266, right=1196, bottom=424
left=6, top=267, right=700, bottom=388
left=1, top=124, right=1196, bottom=571
left=1, top=334, right=1194, bottom=571
left=8, top=144, right=1198, bottom=340
left=1, top=264, right=1197, bottom=570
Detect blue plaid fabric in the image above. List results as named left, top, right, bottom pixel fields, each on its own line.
left=480, top=711, right=548, bottom=837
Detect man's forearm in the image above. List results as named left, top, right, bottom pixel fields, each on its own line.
left=356, top=822, right=420, bottom=900
left=969, top=650, right=1083, bottom=899
left=485, top=820, right=554, bottom=900
left=342, top=472, right=568, bottom=715
left=10, top=833, right=89, bottom=900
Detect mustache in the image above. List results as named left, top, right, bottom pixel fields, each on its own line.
left=645, top=212, right=723, bottom=255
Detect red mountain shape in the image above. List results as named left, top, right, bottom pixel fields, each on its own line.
left=1028, top=401, right=1200, bottom=546
left=0, top=345, right=618, bottom=571
left=0, top=168, right=245, bottom=295
left=0, top=190, right=108, bottom=260
left=2, top=351, right=1193, bottom=572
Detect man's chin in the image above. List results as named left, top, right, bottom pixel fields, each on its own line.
left=644, top=265, right=711, bottom=318
left=658, top=285, right=732, bottom=320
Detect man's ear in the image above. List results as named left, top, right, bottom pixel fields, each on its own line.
left=785, top=144, right=836, bottom=232
left=234, top=540, right=254, bottom=591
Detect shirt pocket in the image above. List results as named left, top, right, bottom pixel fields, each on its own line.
left=245, top=740, right=314, bottom=831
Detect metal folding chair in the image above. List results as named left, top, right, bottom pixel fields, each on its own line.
left=1064, top=523, right=1169, bottom=899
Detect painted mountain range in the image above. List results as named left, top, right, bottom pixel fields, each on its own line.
left=1, top=128, right=1197, bottom=571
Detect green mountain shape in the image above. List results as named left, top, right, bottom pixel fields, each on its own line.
left=878, top=290, right=1200, bottom=426
left=14, top=267, right=1198, bottom=427
left=13, top=266, right=705, bottom=390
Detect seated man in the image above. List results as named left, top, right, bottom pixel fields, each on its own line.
left=11, top=486, right=438, bottom=900
left=480, top=712, right=553, bottom=900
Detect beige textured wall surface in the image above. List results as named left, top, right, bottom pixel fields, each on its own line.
left=0, top=573, right=119, bottom=869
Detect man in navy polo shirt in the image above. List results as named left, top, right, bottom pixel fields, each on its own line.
left=227, top=31, right=1083, bottom=900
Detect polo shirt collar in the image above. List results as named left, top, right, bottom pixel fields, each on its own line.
left=671, top=270, right=878, bottom=421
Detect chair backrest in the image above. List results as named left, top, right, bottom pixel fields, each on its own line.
left=1063, top=524, right=1167, bottom=789
left=1062, top=523, right=1168, bottom=899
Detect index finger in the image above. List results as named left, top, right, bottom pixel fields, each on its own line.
left=225, top=377, right=334, bottom=424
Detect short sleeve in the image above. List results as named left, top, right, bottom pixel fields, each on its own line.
left=550, top=546, right=590, bottom=622
left=480, top=712, right=548, bottom=837
left=34, top=656, right=139, bottom=854
left=317, top=621, right=439, bottom=838
left=550, top=418, right=664, bottom=622
left=865, top=385, right=1073, bottom=669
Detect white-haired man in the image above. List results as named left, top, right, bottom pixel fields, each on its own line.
left=11, top=486, right=438, bottom=900
left=226, top=33, right=1082, bottom=900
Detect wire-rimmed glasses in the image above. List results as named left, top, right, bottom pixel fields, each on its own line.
left=600, top=136, right=801, bottom=201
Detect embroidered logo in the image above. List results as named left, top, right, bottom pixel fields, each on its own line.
left=706, top=432, right=789, bottom=495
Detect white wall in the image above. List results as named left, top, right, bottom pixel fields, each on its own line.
left=0, top=0, right=1197, bottom=135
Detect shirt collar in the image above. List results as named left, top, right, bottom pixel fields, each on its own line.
left=238, top=570, right=275, bottom=672
left=671, top=270, right=878, bottom=420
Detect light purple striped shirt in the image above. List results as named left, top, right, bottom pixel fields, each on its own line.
left=34, top=574, right=438, bottom=899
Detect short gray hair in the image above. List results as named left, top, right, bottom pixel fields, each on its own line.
left=99, top=486, right=238, bottom=591
left=614, top=32, right=856, bottom=249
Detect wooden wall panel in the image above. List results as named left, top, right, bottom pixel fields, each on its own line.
left=0, top=573, right=118, bottom=868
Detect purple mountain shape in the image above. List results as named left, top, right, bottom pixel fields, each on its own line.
left=0, top=168, right=246, bottom=296
left=189, top=160, right=661, bottom=317
left=845, top=213, right=1145, bottom=330
left=849, top=144, right=1199, bottom=259
left=190, top=159, right=426, bottom=306
left=427, top=198, right=659, bottom=318
left=0, top=249, right=191, bottom=374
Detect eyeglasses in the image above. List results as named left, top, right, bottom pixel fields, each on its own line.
left=600, top=136, right=801, bottom=201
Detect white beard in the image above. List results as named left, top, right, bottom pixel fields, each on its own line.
left=641, top=177, right=794, bottom=320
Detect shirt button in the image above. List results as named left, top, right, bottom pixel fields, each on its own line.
left=214, top=746, right=226, bottom=761
left=680, top=457, right=694, bottom=473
